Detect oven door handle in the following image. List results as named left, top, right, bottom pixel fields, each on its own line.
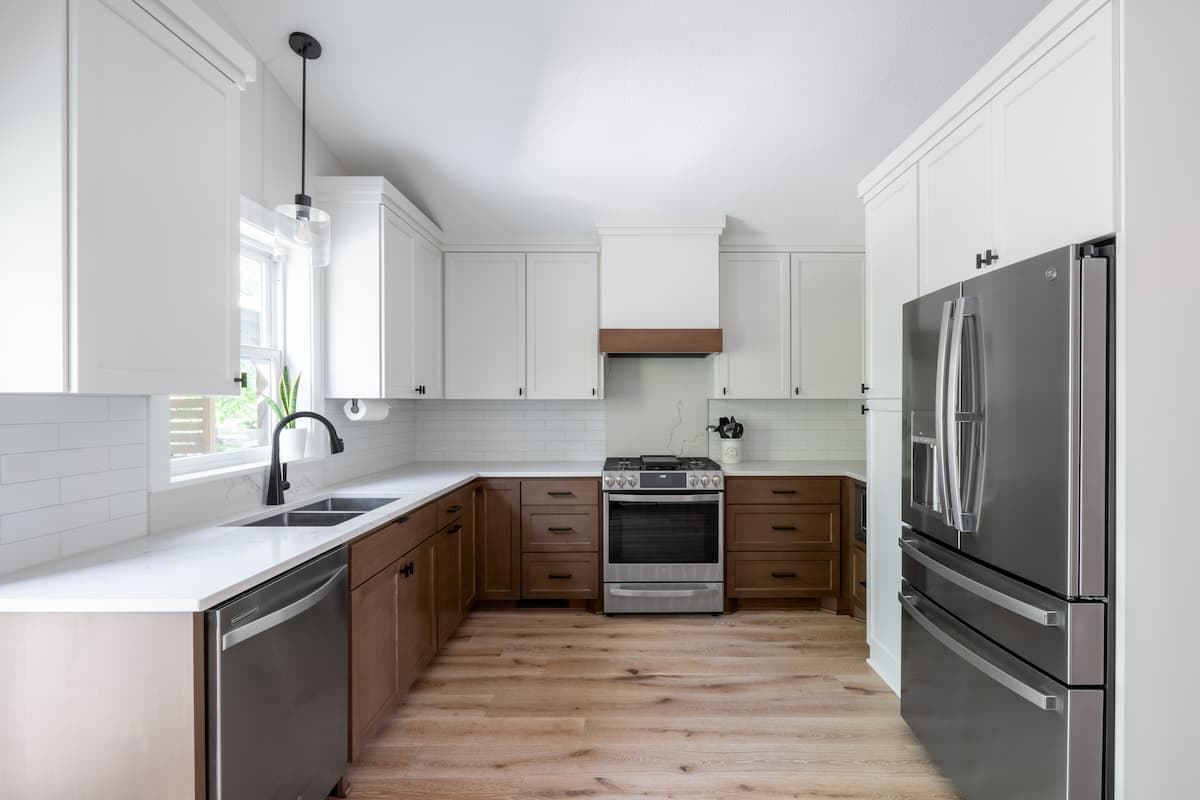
left=607, top=493, right=721, bottom=503
left=608, top=587, right=717, bottom=598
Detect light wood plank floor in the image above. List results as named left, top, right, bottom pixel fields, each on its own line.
left=347, top=609, right=958, bottom=799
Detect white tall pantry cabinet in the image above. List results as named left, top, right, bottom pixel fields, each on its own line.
left=859, top=0, right=1117, bottom=694
left=1, top=0, right=254, bottom=395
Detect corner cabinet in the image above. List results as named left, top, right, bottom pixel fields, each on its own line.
left=713, top=252, right=864, bottom=399
left=2, top=0, right=255, bottom=395
left=317, top=177, right=445, bottom=400
left=444, top=252, right=600, bottom=400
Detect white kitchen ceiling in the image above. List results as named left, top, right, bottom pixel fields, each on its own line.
left=218, top=0, right=1049, bottom=246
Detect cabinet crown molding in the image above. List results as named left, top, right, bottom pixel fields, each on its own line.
left=312, top=176, right=443, bottom=247
left=138, top=0, right=257, bottom=88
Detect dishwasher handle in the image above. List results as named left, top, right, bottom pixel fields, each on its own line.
left=222, top=565, right=348, bottom=651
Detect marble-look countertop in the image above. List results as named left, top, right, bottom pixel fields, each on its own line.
left=0, top=459, right=864, bottom=613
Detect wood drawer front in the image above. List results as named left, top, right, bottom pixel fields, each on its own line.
left=436, top=485, right=471, bottom=527
left=727, top=505, right=841, bottom=551
left=725, top=477, right=841, bottom=505
left=521, top=479, right=599, bottom=507
left=521, top=553, right=598, bottom=599
left=852, top=545, right=867, bottom=607
left=726, top=551, right=840, bottom=598
left=522, top=507, right=598, bottom=552
left=350, top=504, right=436, bottom=588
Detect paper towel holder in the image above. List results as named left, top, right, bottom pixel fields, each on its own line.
left=349, top=399, right=360, bottom=414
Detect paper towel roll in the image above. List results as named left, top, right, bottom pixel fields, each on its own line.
left=343, top=399, right=390, bottom=422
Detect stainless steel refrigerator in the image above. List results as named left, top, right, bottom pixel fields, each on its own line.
left=900, top=242, right=1113, bottom=800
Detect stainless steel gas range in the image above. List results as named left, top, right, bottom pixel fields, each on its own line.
left=602, top=455, right=725, bottom=614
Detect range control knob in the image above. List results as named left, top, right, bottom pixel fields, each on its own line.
left=617, top=476, right=627, bottom=487
left=700, top=475, right=711, bottom=487
left=689, top=475, right=699, bottom=487
left=604, top=475, right=615, bottom=487
left=627, top=474, right=638, bottom=488
left=712, top=474, right=722, bottom=487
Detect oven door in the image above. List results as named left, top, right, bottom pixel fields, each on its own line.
left=604, top=492, right=723, bottom=582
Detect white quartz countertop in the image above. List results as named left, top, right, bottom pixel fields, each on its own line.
left=0, top=459, right=864, bottom=613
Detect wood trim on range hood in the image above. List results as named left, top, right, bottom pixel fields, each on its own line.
left=598, top=328, right=723, bottom=354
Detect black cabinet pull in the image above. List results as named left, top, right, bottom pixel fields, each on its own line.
left=401, top=562, right=414, bottom=577
left=771, top=489, right=797, bottom=495
left=771, top=525, right=797, bottom=531
left=861, top=404, right=869, bottom=415
left=548, top=526, right=574, bottom=533
left=518, top=387, right=524, bottom=396
left=447, top=524, right=462, bottom=534
left=975, top=249, right=999, bottom=270
left=233, top=372, right=248, bottom=388
left=396, top=515, right=411, bottom=524
left=547, top=491, right=575, bottom=498
left=861, top=383, right=869, bottom=394
left=592, top=387, right=596, bottom=396
left=771, top=572, right=797, bottom=579
left=722, top=386, right=727, bottom=395
left=446, top=505, right=463, bottom=513
left=858, top=581, right=867, bottom=588
left=794, top=386, right=799, bottom=396
left=548, top=573, right=573, bottom=580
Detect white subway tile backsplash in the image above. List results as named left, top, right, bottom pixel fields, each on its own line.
left=0, top=478, right=60, bottom=515
left=706, top=399, right=866, bottom=461
left=60, top=514, right=147, bottom=557
left=59, top=420, right=147, bottom=449
left=60, top=467, right=148, bottom=503
left=414, top=400, right=606, bottom=462
left=0, top=535, right=62, bottom=575
left=0, top=424, right=59, bottom=455
left=109, top=443, right=148, bottom=469
left=0, top=395, right=108, bottom=424
left=1, top=447, right=110, bottom=483
left=109, top=490, right=148, bottom=520
left=107, top=396, right=148, bottom=421
left=0, top=497, right=110, bottom=544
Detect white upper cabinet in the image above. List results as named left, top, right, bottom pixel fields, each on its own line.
left=526, top=253, right=599, bottom=400
left=444, top=253, right=527, bottom=400
left=713, top=252, right=865, bottom=400
left=792, top=254, right=865, bottom=399
left=715, top=253, right=791, bottom=399
left=993, top=3, right=1114, bottom=266
left=1, top=0, right=254, bottom=394
left=318, top=178, right=445, bottom=400
left=864, top=167, right=920, bottom=400
left=919, top=105, right=996, bottom=293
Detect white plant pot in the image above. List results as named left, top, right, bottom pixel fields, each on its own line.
left=277, top=427, right=308, bottom=463
left=721, top=439, right=742, bottom=465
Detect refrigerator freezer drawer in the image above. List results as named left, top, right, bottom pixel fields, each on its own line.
left=901, top=529, right=1105, bottom=685
left=901, top=585, right=1103, bottom=800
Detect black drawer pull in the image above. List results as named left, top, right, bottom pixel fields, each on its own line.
left=548, top=526, right=575, bottom=533
left=858, top=581, right=867, bottom=588
left=447, top=524, right=462, bottom=534
left=548, top=573, right=574, bottom=580
left=771, top=525, right=797, bottom=531
left=446, top=504, right=463, bottom=513
left=396, top=515, right=411, bottom=524
left=547, top=491, right=576, bottom=498
left=771, top=571, right=798, bottom=579
left=771, top=489, right=797, bottom=495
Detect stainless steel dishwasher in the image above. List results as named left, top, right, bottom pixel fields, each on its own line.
left=206, top=546, right=349, bottom=800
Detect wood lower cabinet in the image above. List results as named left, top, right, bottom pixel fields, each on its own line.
left=398, top=536, right=438, bottom=695
left=851, top=544, right=867, bottom=620
left=477, top=480, right=522, bottom=599
left=461, top=485, right=479, bottom=609
left=520, top=479, right=601, bottom=601
left=724, top=476, right=848, bottom=609
left=436, top=521, right=463, bottom=648
left=522, top=553, right=599, bottom=599
left=349, top=562, right=400, bottom=758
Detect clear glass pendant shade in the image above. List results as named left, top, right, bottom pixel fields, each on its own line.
left=275, top=203, right=331, bottom=267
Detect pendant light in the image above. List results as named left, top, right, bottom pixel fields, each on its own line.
left=275, top=32, right=331, bottom=267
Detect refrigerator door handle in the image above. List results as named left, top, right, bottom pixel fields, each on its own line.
left=934, top=299, right=955, bottom=527
left=945, top=297, right=981, bottom=533
left=899, top=592, right=1060, bottom=712
left=899, top=536, right=1059, bottom=626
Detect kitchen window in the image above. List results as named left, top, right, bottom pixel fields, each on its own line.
left=168, top=222, right=284, bottom=476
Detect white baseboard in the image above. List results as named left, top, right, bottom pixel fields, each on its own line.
left=867, top=639, right=901, bottom=696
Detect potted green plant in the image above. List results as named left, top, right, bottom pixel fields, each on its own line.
left=264, top=366, right=306, bottom=461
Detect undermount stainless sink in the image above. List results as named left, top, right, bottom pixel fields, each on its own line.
left=294, top=497, right=399, bottom=513
left=241, top=510, right=364, bottom=527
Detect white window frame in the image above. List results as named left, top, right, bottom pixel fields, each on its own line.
left=168, top=220, right=285, bottom=478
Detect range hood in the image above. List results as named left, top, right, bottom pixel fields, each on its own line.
left=597, top=216, right=725, bottom=354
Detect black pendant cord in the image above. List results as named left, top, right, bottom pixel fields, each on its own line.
left=300, top=54, right=307, bottom=200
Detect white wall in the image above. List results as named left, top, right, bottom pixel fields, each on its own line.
left=706, top=400, right=865, bottom=462
left=1115, top=1, right=1200, bottom=796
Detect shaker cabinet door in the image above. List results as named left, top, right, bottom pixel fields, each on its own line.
left=792, top=253, right=864, bottom=398
left=526, top=253, right=599, bottom=399
left=72, top=0, right=240, bottom=395
left=444, top=253, right=526, bottom=399
left=716, top=253, right=791, bottom=399
left=864, top=167, right=920, bottom=400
